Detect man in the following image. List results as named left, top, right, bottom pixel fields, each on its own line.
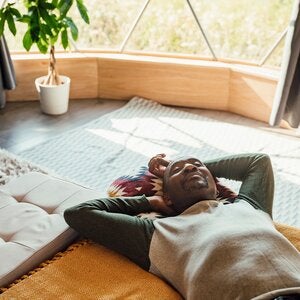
left=64, top=153, right=300, bottom=299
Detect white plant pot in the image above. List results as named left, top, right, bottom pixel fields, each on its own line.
left=35, top=75, right=71, bottom=115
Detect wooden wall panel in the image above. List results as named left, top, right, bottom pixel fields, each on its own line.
left=98, top=56, right=230, bottom=110
left=6, top=56, right=98, bottom=101
left=228, top=71, right=277, bottom=122
left=5, top=53, right=279, bottom=123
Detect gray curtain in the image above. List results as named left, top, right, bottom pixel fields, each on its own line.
left=269, top=0, right=300, bottom=128
left=0, top=35, right=17, bottom=109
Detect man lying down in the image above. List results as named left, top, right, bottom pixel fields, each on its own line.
left=64, top=153, right=300, bottom=300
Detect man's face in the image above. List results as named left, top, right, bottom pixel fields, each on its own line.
left=163, top=157, right=217, bottom=213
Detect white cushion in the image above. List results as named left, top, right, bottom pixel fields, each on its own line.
left=0, top=172, right=100, bottom=287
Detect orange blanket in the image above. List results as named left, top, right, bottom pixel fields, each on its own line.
left=0, top=222, right=299, bottom=299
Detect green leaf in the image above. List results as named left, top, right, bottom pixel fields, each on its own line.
left=41, top=2, right=55, bottom=10
left=59, top=0, right=73, bottom=17
left=39, top=7, right=57, bottom=29
left=30, top=26, right=40, bottom=43
left=37, top=40, right=48, bottom=54
left=50, top=33, right=59, bottom=45
left=0, top=11, right=5, bottom=36
left=76, top=0, right=89, bottom=24
left=57, top=0, right=64, bottom=8
left=9, top=7, right=22, bottom=18
left=39, top=28, right=47, bottom=42
left=18, top=15, right=32, bottom=24
left=61, top=29, right=68, bottom=49
left=41, top=23, right=53, bottom=37
left=6, top=12, right=17, bottom=35
left=65, top=17, right=78, bottom=40
left=52, top=0, right=59, bottom=7
left=29, top=8, right=39, bottom=27
left=23, top=30, right=33, bottom=51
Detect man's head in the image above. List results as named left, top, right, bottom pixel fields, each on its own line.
left=163, top=157, right=217, bottom=213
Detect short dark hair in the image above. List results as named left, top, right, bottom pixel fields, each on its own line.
left=162, top=160, right=174, bottom=196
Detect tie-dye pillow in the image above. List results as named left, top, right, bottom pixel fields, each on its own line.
left=107, top=166, right=237, bottom=201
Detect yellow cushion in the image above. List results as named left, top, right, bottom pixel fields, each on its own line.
left=275, top=222, right=300, bottom=252
left=0, top=240, right=182, bottom=299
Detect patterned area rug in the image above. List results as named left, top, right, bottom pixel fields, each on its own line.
left=10, top=97, right=300, bottom=227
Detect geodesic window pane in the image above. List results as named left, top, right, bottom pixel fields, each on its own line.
left=70, top=0, right=144, bottom=50
left=188, top=0, right=293, bottom=64
left=124, top=0, right=213, bottom=57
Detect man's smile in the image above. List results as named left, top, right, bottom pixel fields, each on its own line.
left=183, top=172, right=209, bottom=191
left=186, top=174, right=202, bottom=181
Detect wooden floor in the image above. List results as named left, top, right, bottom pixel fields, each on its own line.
left=0, top=99, right=126, bottom=153
left=0, top=99, right=299, bottom=154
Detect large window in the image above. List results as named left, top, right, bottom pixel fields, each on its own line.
left=6, top=0, right=294, bottom=67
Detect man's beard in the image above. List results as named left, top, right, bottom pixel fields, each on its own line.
left=183, top=176, right=209, bottom=192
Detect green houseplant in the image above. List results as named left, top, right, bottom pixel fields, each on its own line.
left=0, top=0, right=89, bottom=115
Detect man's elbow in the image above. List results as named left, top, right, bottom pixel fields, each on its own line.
left=64, top=207, right=75, bottom=226
left=64, top=206, right=83, bottom=228
left=257, top=153, right=272, bottom=167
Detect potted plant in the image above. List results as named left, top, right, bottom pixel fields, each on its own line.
left=0, top=0, right=89, bottom=115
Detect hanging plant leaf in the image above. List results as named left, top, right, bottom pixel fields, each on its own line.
left=76, top=0, right=89, bottom=24
left=64, top=17, right=78, bottom=40
left=6, top=11, right=17, bottom=36
left=50, top=33, right=59, bottom=45
left=9, top=7, right=22, bottom=19
left=39, top=7, right=57, bottom=29
left=29, top=8, right=39, bottom=29
left=0, top=10, right=5, bottom=36
left=18, top=15, right=31, bottom=24
left=40, top=2, right=55, bottom=10
left=37, top=40, right=48, bottom=54
left=61, top=28, right=68, bottom=49
left=41, top=23, right=53, bottom=37
left=58, top=0, right=73, bottom=17
left=23, top=30, right=33, bottom=51
left=30, top=25, right=40, bottom=43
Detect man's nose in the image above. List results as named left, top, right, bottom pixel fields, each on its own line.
left=183, top=163, right=197, bottom=173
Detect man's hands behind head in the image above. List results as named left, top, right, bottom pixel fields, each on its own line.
left=148, top=154, right=170, bottom=178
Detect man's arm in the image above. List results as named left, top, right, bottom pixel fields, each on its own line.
left=65, top=195, right=152, bottom=217
left=64, top=196, right=155, bottom=270
left=63, top=194, right=175, bottom=270
left=204, top=153, right=274, bottom=216
left=64, top=195, right=173, bottom=225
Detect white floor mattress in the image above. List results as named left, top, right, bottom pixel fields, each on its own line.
left=0, top=172, right=101, bottom=287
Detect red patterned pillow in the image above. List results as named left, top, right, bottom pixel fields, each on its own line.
left=107, top=166, right=163, bottom=197
left=107, top=166, right=237, bottom=201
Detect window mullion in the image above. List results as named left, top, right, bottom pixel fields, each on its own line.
left=119, top=0, right=151, bottom=53
left=186, top=0, right=217, bottom=60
